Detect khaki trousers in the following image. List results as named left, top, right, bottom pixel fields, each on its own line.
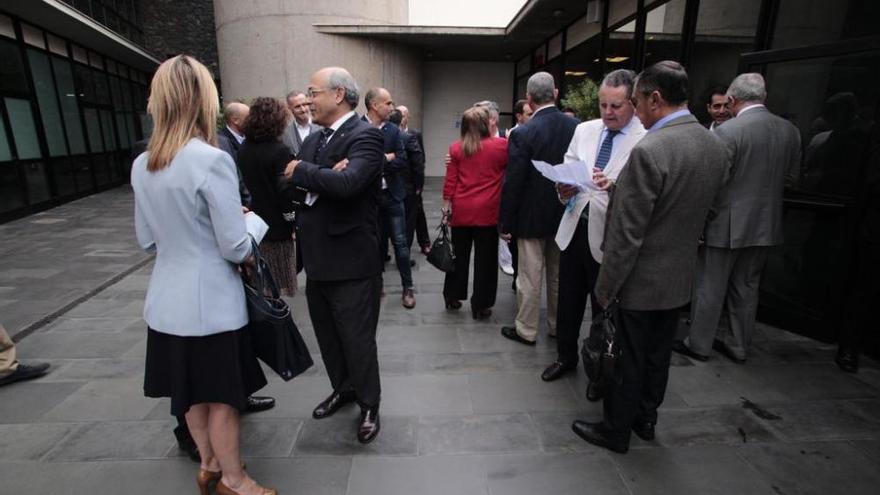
left=0, top=324, right=19, bottom=379
left=514, top=237, right=560, bottom=341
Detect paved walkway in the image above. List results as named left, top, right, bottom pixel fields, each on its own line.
left=1, top=180, right=879, bottom=495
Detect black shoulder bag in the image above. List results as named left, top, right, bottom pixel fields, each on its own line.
left=426, top=219, right=455, bottom=273
left=241, top=237, right=313, bottom=381
left=581, top=299, right=622, bottom=390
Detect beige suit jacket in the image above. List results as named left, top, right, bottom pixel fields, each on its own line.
left=555, top=117, right=646, bottom=262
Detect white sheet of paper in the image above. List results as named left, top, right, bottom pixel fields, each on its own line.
left=532, top=160, right=601, bottom=192
left=245, top=212, right=269, bottom=244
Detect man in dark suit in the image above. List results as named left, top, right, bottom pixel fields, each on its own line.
left=364, top=87, right=416, bottom=309
left=572, top=61, right=727, bottom=454
left=280, top=66, right=385, bottom=444
left=282, top=90, right=322, bottom=158
left=676, top=73, right=801, bottom=364
left=498, top=72, right=578, bottom=346
left=389, top=106, right=427, bottom=259
left=217, top=103, right=253, bottom=207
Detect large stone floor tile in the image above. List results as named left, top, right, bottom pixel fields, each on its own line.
left=45, top=420, right=176, bottom=461
left=75, top=459, right=196, bottom=494
left=377, top=324, right=462, bottom=354
left=13, top=331, right=142, bottom=359
left=613, top=445, right=777, bottom=494
left=47, top=358, right=143, bottom=380
left=0, top=381, right=86, bottom=423
left=418, top=414, right=541, bottom=455
left=251, top=375, right=338, bottom=419
left=413, top=351, right=509, bottom=374
left=0, top=460, right=102, bottom=494
left=245, top=457, right=352, bottom=495
left=755, top=399, right=880, bottom=441
left=295, top=415, right=418, bottom=456
left=530, top=411, right=603, bottom=452
left=43, top=379, right=160, bottom=421
left=238, top=419, right=304, bottom=458
left=647, top=406, right=780, bottom=447
left=850, top=439, right=880, bottom=463
left=667, top=364, right=787, bottom=407
left=348, top=455, right=488, bottom=495
left=738, top=441, right=880, bottom=495
left=468, top=372, right=579, bottom=414
left=0, top=423, right=80, bottom=460
left=382, top=375, right=473, bottom=416
left=485, top=452, right=629, bottom=495
left=45, top=316, right=144, bottom=334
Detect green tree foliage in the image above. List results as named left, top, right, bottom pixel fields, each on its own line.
left=561, top=78, right=600, bottom=121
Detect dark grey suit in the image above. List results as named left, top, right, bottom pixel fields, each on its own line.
left=594, top=113, right=727, bottom=447
left=282, top=120, right=322, bottom=158
left=686, top=106, right=801, bottom=360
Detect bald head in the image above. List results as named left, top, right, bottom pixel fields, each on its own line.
left=365, top=87, right=394, bottom=125
left=223, top=102, right=249, bottom=133
left=309, top=66, right=360, bottom=126
left=396, top=105, right=410, bottom=130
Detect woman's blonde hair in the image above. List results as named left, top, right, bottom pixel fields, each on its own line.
left=460, top=106, right=490, bottom=157
left=146, top=55, right=219, bottom=171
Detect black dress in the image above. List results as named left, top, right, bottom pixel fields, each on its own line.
left=144, top=326, right=267, bottom=416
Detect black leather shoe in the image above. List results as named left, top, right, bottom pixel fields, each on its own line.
left=632, top=421, right=655, bottom=441
left=173, top=425, right=201, bottom=462
left=244, top=395, right=276, bottom=414
left=586, top=380, right=604, bottom=402
left=0, top=362, right=50, bottom=387
left=836, top=349, right=859, bottom=373
left=571, top=420, right=628, bottom=454
left=312, top=390, right=356, bottom=419
left=541, top=361, right=574, bottom=382
left=671, top=340, right=709, bottom=362
left=357, top=406, right=381, bottom=444
left=712, top=339, right=746, bottom=364
left=501, top=326, right=535, bottom=346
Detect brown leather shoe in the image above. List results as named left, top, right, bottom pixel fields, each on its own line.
left=402, top=287, right=416, bottom=309
left=357, top=406, right=381, bottom=444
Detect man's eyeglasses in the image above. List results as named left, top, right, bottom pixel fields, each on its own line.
left=306, top=87, right=328, bottom=98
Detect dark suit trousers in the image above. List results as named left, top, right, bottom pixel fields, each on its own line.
left=306, top=275, right=382, bottom=408
left=405, top=192, right=431, bottom=249
left=443, top=226, right=498, bottom=310
left=602, top=306, right=680, bottom=446
left=556, top=218, right=601, bottom=365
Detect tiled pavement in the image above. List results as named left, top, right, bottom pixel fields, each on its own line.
left=1, top=179, right=879, bottom=495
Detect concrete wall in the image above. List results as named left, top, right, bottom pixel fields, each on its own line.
left=213, top=0, right=421, bottom=128
left=141, top=0, right=219, bottom=76
left=421, top=61, right=513, bottom=177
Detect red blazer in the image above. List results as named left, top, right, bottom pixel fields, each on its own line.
left=443, top=137, right=508, bottom=227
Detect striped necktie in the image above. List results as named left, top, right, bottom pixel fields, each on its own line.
left=313, top=128, right=335, bottom=162
left=594, top=129, right=620, bottom=170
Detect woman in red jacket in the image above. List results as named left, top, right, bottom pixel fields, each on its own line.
left=442, top=106, right=508, bottom=319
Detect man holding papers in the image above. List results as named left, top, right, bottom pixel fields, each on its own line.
left=541, top=70, right=646, bottom=386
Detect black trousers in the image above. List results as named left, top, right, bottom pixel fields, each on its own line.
left=602, top=306, right=680, bottom=446
left=405, top=191, right=431, bottom=249
left=443, top=225, right=499, bottom=310
left=306, top=275, right=382, bottom=408
left=556, top=218, right=601, bottom=365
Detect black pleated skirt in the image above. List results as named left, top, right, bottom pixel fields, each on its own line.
left=144, top=326, right=267, bottom=417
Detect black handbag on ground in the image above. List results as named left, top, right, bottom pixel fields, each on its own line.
left=581, top=299, right=622, bottom=389
left=426, top=220, right=455, bottom=273
left=241, top=238, right=313, bottom=381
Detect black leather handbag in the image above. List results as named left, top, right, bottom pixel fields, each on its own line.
left=581, top=299, right=622, bottom=389
left=426, top=221, right=455, bottom=273
left=242, top=238, right=313, bottom=381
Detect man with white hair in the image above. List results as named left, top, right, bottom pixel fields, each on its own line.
left=674, top=72, right=801, bottom=364
left=498, top=72, right=578, bottom=346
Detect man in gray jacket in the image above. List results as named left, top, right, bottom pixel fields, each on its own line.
left=572, top=61, right=727, bottom=454
left=675, top=73, right=801, bottom=364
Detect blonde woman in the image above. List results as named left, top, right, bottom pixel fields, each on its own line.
left=132, top=55, right=275, bottom=495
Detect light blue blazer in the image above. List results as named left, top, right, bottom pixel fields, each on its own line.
left=132, top=138, right=253, bottom=337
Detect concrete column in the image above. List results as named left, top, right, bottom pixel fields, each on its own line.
left=213, top=0, right=422, bottom=128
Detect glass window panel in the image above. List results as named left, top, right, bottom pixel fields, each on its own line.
left=22, top=161, right=50, bottom=203
left=533, top=44, right=546, bottom=68
left=607, top=19, right=637, bottom=71
left=100, top=109, right=116, bottom=151
left=73, top=0, right=92, bottom=16
left=774, top=0, right=880, bottom=50
left=88, top=51, right=103, bottom=69
left=516, top=56, right=530, bottom=76
left=27, top=49, right=68, bottom=157
left=133, top=84, right=146, bottom=110
left=5, top=98, right=43, bottom=159
left=83, top=108, right=104, bottom=152
left=71, top=44, right=88, bottom=64
left=0, top=116, right=12, bottom=161
left=561, top=34, right=602, bottom=121
left=93, top=69, right=110, bottom=105
left=115, top=112, right=130, bottom=148
left=0, top=14, right=15, bottom=39
left=52, top=158, right=77, bottom=197
left=106, top=59, right=117, bottom=75
left=74, top=63, right=95, bottom=103
left=108, top=75, right=122, bottom=107
left=548, top=33, right=563, bottom=60
left=139, top=111, right=152, bottom=138
left=47, top=33, right=67, bottom=57
left=21, top=23, right=45, bottom=49
left=52, top=57, right=87, bottom=154
left=643, top=0, right=685, bottom=69
left=689, top=0, right=760, bottom=125
left=120, top=78, right=132, bottom=110
left=609, top=0, right=638, bottom=27
left=0, top=162, right=26, bottom=212
left=0, top=39, right=29, bottom=93
left=125, top=112, right=137, bottom=143
left=567, top=16, right=601, bottom=49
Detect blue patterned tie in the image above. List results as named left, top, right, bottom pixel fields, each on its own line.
left=594, top=129, right=620, bottom=170
left=313, top=128, right=335, bottom=162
